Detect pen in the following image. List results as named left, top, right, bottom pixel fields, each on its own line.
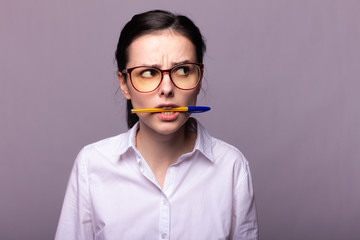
left=131, top=106, right=211, bottom=114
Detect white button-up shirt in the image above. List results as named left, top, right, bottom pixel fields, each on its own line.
left=55, top=120, right=258, bottom=240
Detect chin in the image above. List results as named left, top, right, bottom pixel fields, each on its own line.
left=156, top=121, right=187, bottom=135
left=140, top=115, right=190, bottom=136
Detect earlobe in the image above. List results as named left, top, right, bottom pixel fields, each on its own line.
left=117, top=72, right=131, bottom=100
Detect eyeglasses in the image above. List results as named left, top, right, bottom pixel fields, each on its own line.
left=122, top=63, right=203, bottom=93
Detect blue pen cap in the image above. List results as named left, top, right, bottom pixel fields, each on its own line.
left=187, top=106, right=211, bottom=113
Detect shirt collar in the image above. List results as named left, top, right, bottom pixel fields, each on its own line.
left=116, top=120, right=214, bottom=162
left=115, top=122, right=139, bottom=157
left=193, top=120, right=214, bottom=162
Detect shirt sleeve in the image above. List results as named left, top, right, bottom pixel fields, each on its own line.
left=55, top=149, right=94, bottom=240
left=230, top=159, right=259, bottom=240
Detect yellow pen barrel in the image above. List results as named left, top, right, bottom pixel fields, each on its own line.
left=131, top=107, right=188, bottom=113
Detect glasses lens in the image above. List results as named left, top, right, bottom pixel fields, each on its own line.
left=130, top=67, right=161, bottom=92
left=171, top=64, right=201, bottom=89
left=129, top=63, right=202, bottom=92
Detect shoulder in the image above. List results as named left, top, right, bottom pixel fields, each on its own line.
left=210, top=137, right=254, bottom=189
left=197, top=121, right=249, bottom=171
left=76, top=130, right=131, bottom=164
left=198, top=130, right=252, bottom=190
left=210, top=136, right=249, bottom=166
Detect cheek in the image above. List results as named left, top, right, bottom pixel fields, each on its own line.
left=128, top=91, right=151, bottom=108
left=184, top=91, right=199, bottom=105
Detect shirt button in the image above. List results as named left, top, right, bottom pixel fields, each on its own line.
left=161, top=233, right=168, bottom=239
left=139, top=167, right=144, bottom=173
left=169, top=169, right=175, bottom=175
left=162, top=199, right=168, bottom=206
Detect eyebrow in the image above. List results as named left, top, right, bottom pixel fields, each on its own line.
left=147, top=60, right=192, bottom=68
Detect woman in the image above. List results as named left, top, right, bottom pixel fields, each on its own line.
left=55, top=10, right=258, bottom=240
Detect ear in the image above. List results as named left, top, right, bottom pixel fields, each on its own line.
left=118, top=72, right=131, bottom=99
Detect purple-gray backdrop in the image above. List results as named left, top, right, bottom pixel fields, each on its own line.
left=1, top=1, right=359, bottom=239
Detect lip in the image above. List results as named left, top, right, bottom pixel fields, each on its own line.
left=155, top=103, right=180, bottom=109
left=157, top=111, right=179, bottom=121
left=155, top=103, right=181, bottom=121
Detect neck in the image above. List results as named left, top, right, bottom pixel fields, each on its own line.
left=135, top=120, right=196, bottom=187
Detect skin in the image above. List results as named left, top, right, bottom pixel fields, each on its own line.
left=118, top=30, right=201, bottom=188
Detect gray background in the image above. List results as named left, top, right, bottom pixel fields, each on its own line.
left=1, top=0, right=359, bottom=239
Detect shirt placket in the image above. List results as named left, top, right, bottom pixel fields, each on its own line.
left=158, top=166, right=176, bottom=240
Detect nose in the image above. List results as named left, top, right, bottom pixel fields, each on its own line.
left=158, top=72, right=174, bottom=97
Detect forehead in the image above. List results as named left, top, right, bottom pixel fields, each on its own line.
left=126, top=30, right=196, bottom=67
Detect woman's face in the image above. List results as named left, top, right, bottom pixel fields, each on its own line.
left=119, top=30, right=201, bottom=136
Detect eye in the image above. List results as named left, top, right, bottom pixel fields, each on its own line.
left=140, top=68, right=159, bottom=78
left=174, top=66, right=190, bottom=76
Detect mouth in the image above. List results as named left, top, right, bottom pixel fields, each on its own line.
left=155, top=104, right=179, bottom=112
left=161, top=106, right=176, bottom=114
left=156, top=105, right=180, bottom=121
left=160, top=111, right=176, bottom=115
